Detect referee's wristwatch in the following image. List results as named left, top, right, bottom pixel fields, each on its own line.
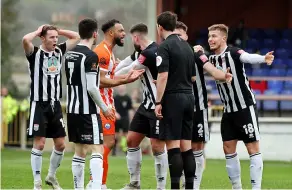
left=155, top=102, right=161, bottom=105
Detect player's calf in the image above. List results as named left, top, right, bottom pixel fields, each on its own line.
left=246, top=141, right=263, bottom=190
left=151, top=138, right=167, bottom=190
left=31, top=137, right=46, bottom=189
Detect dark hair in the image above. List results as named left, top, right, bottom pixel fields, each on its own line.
left=78, top=18, right=98, bottom=39
left=157, top=11, right=177, bottom=32
left=176, top=21, right=188, bottom=32
left=40, top=25, right=58, bottom=37
left=101, top=19, right=120, bottom=33
left=130, top=23, right=148, bottom=34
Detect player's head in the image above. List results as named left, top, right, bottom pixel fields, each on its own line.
left=175, top=21, right=188, bottom=41
left=157, top=11, right=177, bottom=39
left=208, top=24, right=228, bottom=51
left=130, top=23, right=148, bottom=52
left=78, top=18, right=98, bottom=45
left=40, top=25, right=59, bottom=51
left=102, top=19, right=126, bottom=47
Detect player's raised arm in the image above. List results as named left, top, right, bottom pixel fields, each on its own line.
left=22, top=25, right=45, bottom=55
left=58, top=29, right=80, bottom=52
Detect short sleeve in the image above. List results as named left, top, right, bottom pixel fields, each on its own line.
left=230, top=47, right=245, bottom=60
left=194, top=51, right=209, bottom=67
left=57, top=42, right=67, bottom=55
left=85, top=53, right=99, bottom=74
left=157, top=43, right=169, bottom=73
left=138, top=50, right=156, bottom=67
left=94, top=47, right=110, bottom=71
left=26, top=46, right=39, bottom=66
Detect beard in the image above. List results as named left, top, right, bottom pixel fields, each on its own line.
left=134, top=44, right=141, bottom=52
left=114, top=37, right=124, bottom=47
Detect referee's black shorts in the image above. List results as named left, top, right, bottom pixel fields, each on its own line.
left=158, top=93, right=195, bottom=140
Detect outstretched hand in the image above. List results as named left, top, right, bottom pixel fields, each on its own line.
left=265, top=51, right=274, bottom=65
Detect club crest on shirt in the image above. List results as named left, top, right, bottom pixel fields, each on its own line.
left=34, top=124, right=39, bottom=131
left=104, top=123, right=111, bottom=129
left=46, top=56, right=60, bottom=75
left=99, top=58, right=106, bottom=66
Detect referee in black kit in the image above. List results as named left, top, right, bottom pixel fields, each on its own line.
left=155, top=11, right=196, bottom=190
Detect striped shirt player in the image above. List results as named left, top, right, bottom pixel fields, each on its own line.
left=192, top=52, right=210, bottom=143
left=26, top=42, right=67, bottom=138
left=23, top=25, right=80, bottom=190
left=65, top=44, right=108, bottom=145
left=115, top=42, right=159, bottom=139
left=209, top=46, right=261, bottom=143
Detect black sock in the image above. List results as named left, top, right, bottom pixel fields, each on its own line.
left=167, top=148, right=183, bottom=189
left=182, top=149, right=196, bottom=189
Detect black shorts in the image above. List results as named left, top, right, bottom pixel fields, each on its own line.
left=221, top=105, right=260, bottom=143
left=116, top=118, right=129, bottom=133
left=129, top=105, right=159, bottom=139
left=67, top=113, right=103, bottom=144
left=192, top=109, right=210, bottom=142
left=27, top=101, right=66, bottom=138
left=159, top=93, right=195, bottom=140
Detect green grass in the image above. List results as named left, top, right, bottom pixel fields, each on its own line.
left=1, top=149, right=292, bottom=189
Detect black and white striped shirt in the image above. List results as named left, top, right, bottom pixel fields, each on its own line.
left=137, top=42, right=158, bottom=110
left=193, top=52, right=209, bottom=111
left=209, top=46, right=256, bottom=113
left=64, top=45, right=99, bottom=114
left=26, top=43, right=66, bottom=101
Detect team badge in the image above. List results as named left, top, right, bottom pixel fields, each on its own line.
left=105, top=123, right=111, bottom=129
left=34, top=124, right=39, bottom=131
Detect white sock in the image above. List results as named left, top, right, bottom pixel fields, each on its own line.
left=250, top=152, right=263, bottom=190
left=226, top=153, right=242, bottom=189
left=193, top=150, right=205, bottom=190
left=48, top=148, right=64, bottom=177
left=72, top=155, right=85, bottom=190
left=90, top=153, right=103, bottom=190
left=31, top=148, right=43, bottom=182
left=181, top=171, right=185, bottom=186
left=154, top=151, right=168, bottom=189
left=127, top=147, right=142, bottom=186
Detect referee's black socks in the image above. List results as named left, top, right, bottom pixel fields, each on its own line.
left=167, top=148, right=183, bottom=189
left=182, top=149, right=196, bottom=189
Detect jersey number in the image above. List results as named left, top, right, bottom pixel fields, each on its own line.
left=243, top=123, right=254, bottom=134
left=68, top=62, right=74, bottom=84
left=197, top=124, right=203, bottom=137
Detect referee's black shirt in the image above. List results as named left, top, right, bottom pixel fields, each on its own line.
left=157, top=34, right=195, bottom=94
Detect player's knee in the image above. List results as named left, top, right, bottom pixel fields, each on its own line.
left=246, top=141, right=260, bottom=155
left=126, top=137, right=139, bottom=148
left=192, top=142, right=204, bottom=151
left=223, top=142, right=236, bottom=154
left=33, top=137, right=46, bottom=150
left=104, top=136, right=115, bottom=149
left=54, top=137, right=66, bottom=151
left=91, top=144, right=104, bottom=154
left=151, top=140, right=165, bottom=153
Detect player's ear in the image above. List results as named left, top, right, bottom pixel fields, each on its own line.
left=222, top=35, right=227, bottom=42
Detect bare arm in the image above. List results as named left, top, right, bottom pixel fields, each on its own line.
left=156, top=72, right=168, bottom=102
left=99, top=70, right=128, bottom=88
left=22, top=25, right=44, bottom=55
left=58, top=29, right=80, bottom=51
